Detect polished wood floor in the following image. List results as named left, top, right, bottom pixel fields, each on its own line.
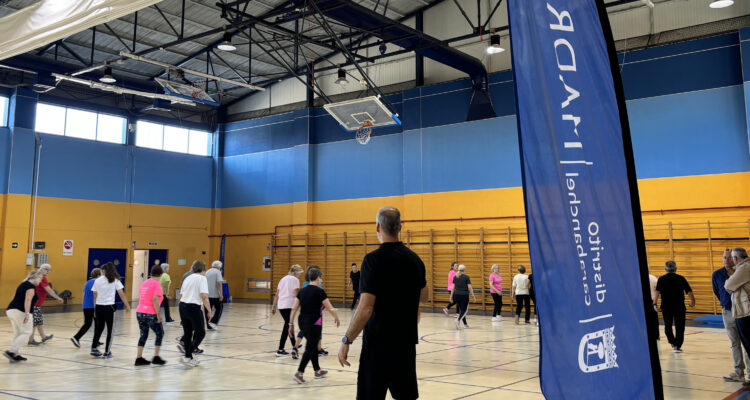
left=0, top=302, right=744, bottom=399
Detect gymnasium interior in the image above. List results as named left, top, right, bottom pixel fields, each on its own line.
left=0, top=0, right=749, bottom=398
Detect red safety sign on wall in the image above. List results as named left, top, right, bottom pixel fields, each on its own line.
left=63, top=240, right=74, bottom=256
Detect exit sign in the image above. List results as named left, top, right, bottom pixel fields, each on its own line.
left=11, top=242, right=18, bottom=248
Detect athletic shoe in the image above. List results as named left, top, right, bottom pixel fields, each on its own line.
left=515, top=316, right=520, bottom=325
left=41, top=335, right=54, bottom=343
left=13, top=354, right=27, bottom=362
left=151, top=356, right=167, bottom=365
left=176, top=342, right=185, bottom=354
left=96, top=342, right=104, bottom=347
left=3, top=351, right=17, bottom=363
left=293, top=372, right=305, bottom=384
left=90, top=349, right=102, bottom=357
left=180, top=356, right=199, bottom=367
left=165, top=320, right=175, bottom=324
left=134, top=357, right=151, bottom=366
left=291, top=348, right=299, bottom=360
left=276, top=350, right=289, bottom=357
left=193, top=348, right=204, bottom=355
left=207, top=326, right=214, bottom=331
left=723, top=372, right=745, bottom=382
left=491, top=316, right=498, bottom=322
left=28, top=340, right=41, bottom=346
left=442, top=308, right=449, bottom=316
left=314, top=370, right=328, bottom=379
left=102, top=352, right=112, bottom=359
left=672, top=347, right=680, bottom=353
left=525, top=321, right=531, bottom=325
left=463, top=324, right=470, bottom=329
left=208, top=322, right=218, bottom=330
left=70, top=337, right=80, bottom=348
left=318, top=348, right=328, bottom=356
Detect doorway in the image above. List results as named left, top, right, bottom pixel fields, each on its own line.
left=87, top=248, right=127, bottom=309
left=132, top=250, right=148, bottom=301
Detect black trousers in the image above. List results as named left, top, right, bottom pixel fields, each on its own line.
left=161, top=296, right=173, bottom=321
left=74, top=308, right=95, bottom=340
left=278, top=308, right=296, bottom=350
left=205, top=297, right=223, bottom=325
left=179, top=303, right=206, bottom=358
left=662, top=307, right=686, bottom=349
left=735, top=315, right=750, bottom=356
left=515, top=295, right=531, bottom=322
left=351, top=290, right=361, bottom=310
left=491, top=293, right=503, bottom=317
left=357, top=339, right=418, bottom=400
left=455, top=294, right=469, bottom=325
left=445, top=299, right=456, bottom=310
left=92, top=305, right=115, bottom=352
left=298, top=324, right=321, bottom=373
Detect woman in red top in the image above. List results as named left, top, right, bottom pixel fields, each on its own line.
left=28, top=264, right=63, bottom=346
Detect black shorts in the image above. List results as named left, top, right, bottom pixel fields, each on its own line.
left=357, top=341, right=418, bottom=400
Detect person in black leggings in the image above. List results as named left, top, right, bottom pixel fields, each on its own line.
left=489, top=264, right=503, bottom=322
left=289, top=266, right=340, bottom=383
left=178, top=260, right=213, bottom=367
left=442, top=262, right=459, bottom=316
left=512, top=265, right=531, bottom=325
left=272, top=264, right=304, bottom=357
left=450, top=265, right=476, bottom=329
left=71, top=268, right=101, bottom=348
left=91, top=263, right=130, bottom=358
left=349, top=263, right=361, bottom=310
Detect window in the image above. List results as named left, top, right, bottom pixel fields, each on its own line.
left=34, top=103, right=125, bottom=144
left=135, top=121, right=163, bottom=150
left=136, top=121, right=212, bottom=156
left=0, top=96, right=8, bottom=126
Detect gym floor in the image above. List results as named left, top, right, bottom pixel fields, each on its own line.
left=0, top=302, right=744, bottom=399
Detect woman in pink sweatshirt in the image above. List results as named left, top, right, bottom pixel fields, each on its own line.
left=442, top=262, right=458, bottom=316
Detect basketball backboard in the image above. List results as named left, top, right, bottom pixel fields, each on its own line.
left=155, top=77, right=219, bottom=107
left=323, top=96, right=401, bottom=132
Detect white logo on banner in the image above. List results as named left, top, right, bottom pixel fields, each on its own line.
left=578, top=326, right=618, bottom=373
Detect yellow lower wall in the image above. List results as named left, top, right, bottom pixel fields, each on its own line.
left=0, top=194, right=213, bottom=307
left=217, top=171, right=750, bottom=300
left=2, top=172, right=749, bottom=306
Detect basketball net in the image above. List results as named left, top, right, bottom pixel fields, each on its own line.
left=355, top=121, right=373, bottom=145
left=191, top=79, right=206, bottom=99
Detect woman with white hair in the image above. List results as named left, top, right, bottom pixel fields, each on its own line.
left=450, top=265, right=476, bottom=329
left=512, top=265, right=531, bottom=325
left=5, top=269, right=44, bottom=362
left=272, top=264, right=304, bottom=357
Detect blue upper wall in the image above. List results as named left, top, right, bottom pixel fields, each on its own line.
left=220, top=31, right=750, bottom=208
left=0, top=89, right=214, bottom=208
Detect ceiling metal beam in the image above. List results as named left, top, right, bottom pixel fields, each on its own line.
left=153, top=4, right=180, bottom=37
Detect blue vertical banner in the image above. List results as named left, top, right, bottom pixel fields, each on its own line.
left=220, top=234, right=226, bottom=272
left=507, top=0, right=663, bottom=398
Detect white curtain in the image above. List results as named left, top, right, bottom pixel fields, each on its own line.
left=0, top=0, right=163, bottom=61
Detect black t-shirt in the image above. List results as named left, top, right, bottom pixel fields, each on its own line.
left=453, top=275, right=471, bottom=296
left=296, top=285, right=327, bottom=328
left=360, top=242, right=427, bottom=346
left=350, top=271, right=361, bottom=291
left=8, top=281, right=37, bottom=312
left=656, top=273, right=692, bottom=310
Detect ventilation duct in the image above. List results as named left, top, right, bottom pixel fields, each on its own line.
left=311, top=0, right=496, bottom=121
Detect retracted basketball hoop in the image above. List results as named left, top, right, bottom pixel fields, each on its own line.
left=355, top=121, right=374, bottom=145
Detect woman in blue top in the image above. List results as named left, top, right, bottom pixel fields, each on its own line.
left=70, top=268, right=101, bottom=348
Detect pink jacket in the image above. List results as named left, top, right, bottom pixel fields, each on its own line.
left=448, top=270, right=457, bottom=291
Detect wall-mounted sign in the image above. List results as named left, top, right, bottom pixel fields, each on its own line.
left=62, top=240, right=74, bottom=256
left=262, top=256, right=271, bottom=272
left=11, top=242, right=18, bottom=248
left=148, top=242, right=158, bottom=246
left=178, top=258, right=187, bottom=266
left=33, top=241, right=45, bottom=250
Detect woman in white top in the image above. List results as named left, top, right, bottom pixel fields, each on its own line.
left=512, top=265, right=531, bottom=325
left=272, top=264, right=304, bottom=357
left=91, top=262, right=130, bottom=358
left=178, top=260, right=212, bottom=367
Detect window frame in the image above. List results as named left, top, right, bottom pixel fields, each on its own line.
left=0, top=96, right=8, bottom=127
left=135, top=120, right=212, bottom=157
left=34, top=102, right=126, bottom=144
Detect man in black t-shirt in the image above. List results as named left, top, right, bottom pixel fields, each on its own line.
left=338, top=206, right=427, bottom=400
left=654, top=260, right=695, bottom=352
left=349, top=263, right=361, bottom=310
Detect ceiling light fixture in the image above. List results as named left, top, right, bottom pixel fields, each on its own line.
left=99, top=66, right=116, bottom=83
left=486, top=35, right=505, bottom=55
left=335, top=68, right=349, bottom=85
left=709, top=0, right=733, bottom=8
left=218, top=32, right=237, bottom=51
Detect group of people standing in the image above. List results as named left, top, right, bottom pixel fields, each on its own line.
left=440, top=262, right=537, bottom=327
left=5, top=259, right=226, bottom=368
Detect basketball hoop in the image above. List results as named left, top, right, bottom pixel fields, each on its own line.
left=355, top=121, right=373, bottom=145
left=191, top=79, right=206, bottom=99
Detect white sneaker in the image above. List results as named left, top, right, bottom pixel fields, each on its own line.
left=180, top=356, right=199, bottom=367
left=491, top=317, right=498, bottom=322
left=208, top=322, right=218, bottom=330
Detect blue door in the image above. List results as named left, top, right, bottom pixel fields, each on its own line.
left=87, top=248, right=127, bottom=309
left=147, top=249, right=168, bottom=275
